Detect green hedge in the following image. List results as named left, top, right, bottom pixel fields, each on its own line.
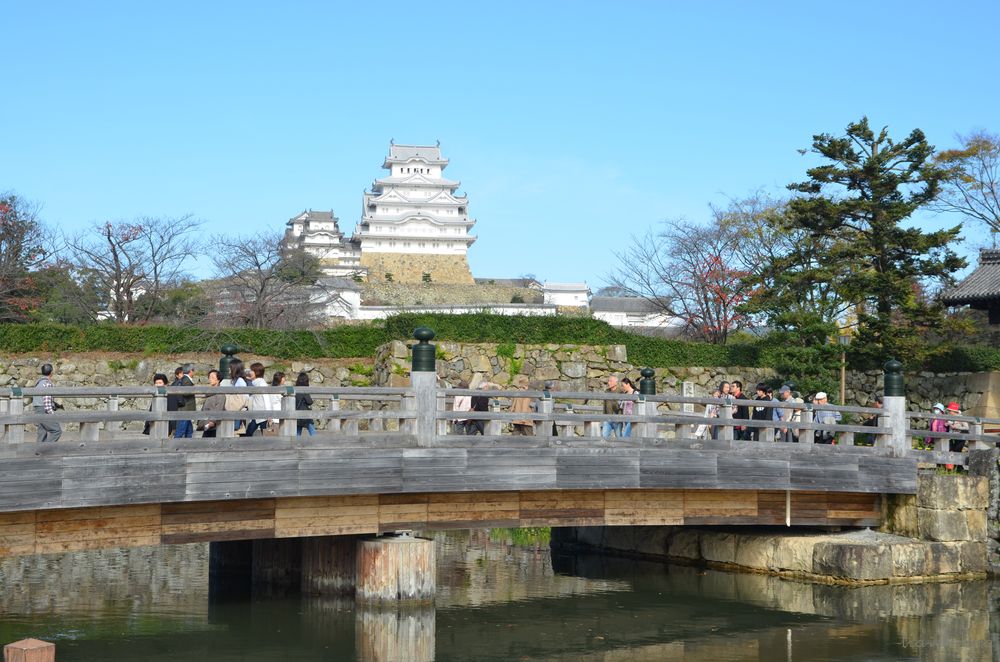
left=1, top=316, right=997, bottom=371
left=923, top=345, right=1000, bottom=372
left=0, top=323, right=389, bottom=359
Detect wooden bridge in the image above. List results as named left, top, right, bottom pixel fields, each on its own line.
left=0, top=363, right=996, bottom=559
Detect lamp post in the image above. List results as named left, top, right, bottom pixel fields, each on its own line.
left=838, top=333, right=851, bottom=405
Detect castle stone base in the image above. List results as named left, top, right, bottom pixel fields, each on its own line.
left=361, top=252, right=474, bottom=285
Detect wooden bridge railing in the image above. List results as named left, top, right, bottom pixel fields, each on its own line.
left=1, top=382, right=996, bottom=468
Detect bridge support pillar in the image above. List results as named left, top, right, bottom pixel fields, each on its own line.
left=356, top=533, right=435, bottom=604
left=302, top=535, right=359, bottom=596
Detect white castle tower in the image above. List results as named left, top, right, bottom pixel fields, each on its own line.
left=353, top=143, right=476, bottom=283
left=281, top=210, right=362, bottom=278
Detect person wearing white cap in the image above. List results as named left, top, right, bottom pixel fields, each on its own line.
left=813, top=391, right=841, bottom=444
left=924, top=402, right=947, bottom=450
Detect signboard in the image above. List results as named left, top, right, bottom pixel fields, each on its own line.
left=682, top=381, right=694, bottom=413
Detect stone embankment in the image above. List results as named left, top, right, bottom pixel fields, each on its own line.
left=361, top=281, right=542, bottom=306
left=0, top=354, right=375, bottom=400
left=374, top=340, right=776, bottom=393
left=553, top=474, right=992, bottom=585
left=374, top=340, right=994, bottom=416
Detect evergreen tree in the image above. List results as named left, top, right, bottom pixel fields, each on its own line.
left=785, top=117, right=966, bottom=364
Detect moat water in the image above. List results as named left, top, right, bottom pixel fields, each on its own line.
left=0, top=529, right=996, bottom=660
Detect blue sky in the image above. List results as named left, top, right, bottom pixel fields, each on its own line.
left=3, top=1, right=997, bottom=286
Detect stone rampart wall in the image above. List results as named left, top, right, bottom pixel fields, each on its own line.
left=373, top=341, right=994, bottom=415
left=555, top=474, right=991, bottom=584
left=361, top=252, right=473, bottom=284
left=0, top=353, right=374, bottom=407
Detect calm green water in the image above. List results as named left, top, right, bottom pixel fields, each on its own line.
left=1, top=530, right=997, bottom=660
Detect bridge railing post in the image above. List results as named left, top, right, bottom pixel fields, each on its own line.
left=637, top=396, right=656, bottom=439
left=718, top=397, right=733, bottom=444
left=151, top=387, right=169, bottom=439
left=410, top=327, right=438, bottom=446
left=0, top=393, right=8, bottom=441
left=6, top=389, right=25, bottom=444
left=106, top=395, right=119, bottom=440
left=969, top=420, right=988, bottom=451
left=799, top=407, right=814, bottom=445
left=638, top=368, right=657, bottom=439
left=559, top=404, right=575, bottom=437
left=760, top=421, right=774, bottom=443
left=881, top=359, right=908, bottom=458
left=487, top=399, right=503, bottom=436
left=327, top=395, right=342, bottom=434
left=435, top=388, right=447, bottom=438
left=535, top=392, right=553, bottom=438
left=80, top=413, right=100, bottom=442
left=279, top=387, right=297, bottom=437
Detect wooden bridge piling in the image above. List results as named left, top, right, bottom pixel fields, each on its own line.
left=356, top=534, right=435, bottom=605
left=3, top=639, right=55, bottom=662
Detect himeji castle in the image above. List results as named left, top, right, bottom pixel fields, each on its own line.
left=281, top=142, right=477, bottom=284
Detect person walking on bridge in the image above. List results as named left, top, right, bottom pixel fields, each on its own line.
left=601, top=376, right=622, bottom=438
left=174, top=364, right=196, bottom=438
left=33, top=363, right=62, bottom=443
left=813, top=392, right=841, bottom=444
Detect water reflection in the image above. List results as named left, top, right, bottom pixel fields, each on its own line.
left=0, top=531, right=997, bottom=661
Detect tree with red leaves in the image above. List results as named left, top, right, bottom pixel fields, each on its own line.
left=0, top=192, right=51, bottom=322
left=610, top=217, right=755, bottom=344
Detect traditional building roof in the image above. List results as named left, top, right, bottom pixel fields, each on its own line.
left=372, top=175, right=460, bottom=189
left=590, top=296, right=662, bottom=313
left=942, top=249, right=1000, bottom=324
left=384, top=144, right=448, bottom=167
left=542, top=282, right=590, bottom=292
left=287, top=209, right=337, bottom=225
left=942, top=249, right=1000, bottom=305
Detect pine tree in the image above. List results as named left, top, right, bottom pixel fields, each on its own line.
left=785, top=117, right=966, bottom=364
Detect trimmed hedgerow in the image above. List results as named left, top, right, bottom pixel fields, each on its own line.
left=1, top=315, right=995, bottom=372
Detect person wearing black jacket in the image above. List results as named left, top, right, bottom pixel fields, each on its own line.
left=469, top=382, right=492, bottom=435
left=165, top=367, right=184, bottom=435
left=732, top=380, right=750, bottom=440
left=295, top=372, right=315, bottom=436
left=750, top=383, right=770, bottom=441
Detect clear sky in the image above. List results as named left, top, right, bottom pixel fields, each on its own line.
left=3, top=1, right=997, bottom=286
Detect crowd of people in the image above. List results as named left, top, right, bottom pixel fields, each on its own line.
left=25, top=364, right=975, bottom=453
left=446, top=374, right=976, bottom=453
left=150, top=360, right=318, bottom=438
left=27, top=361, right=317, bottom=441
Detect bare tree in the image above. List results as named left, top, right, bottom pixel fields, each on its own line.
left=933, top=130, right=1000, bottom=243
left=717, top=192, right=852, bottom=328
left=62, top=215, right=202, bottom=323
left=609, top=219, right=755, bottom=343
left=209, top=232, right=335, bottom=329
left=0, top=192, right=52, bottom=321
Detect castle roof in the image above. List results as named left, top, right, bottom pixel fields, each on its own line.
left=373, top=174, right=460, bottom=189
left=384, top=144, right=448, bottom=168
left=287, top=209, right=338, bottom=225
left=942, top=249, right=1000, bottom=306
